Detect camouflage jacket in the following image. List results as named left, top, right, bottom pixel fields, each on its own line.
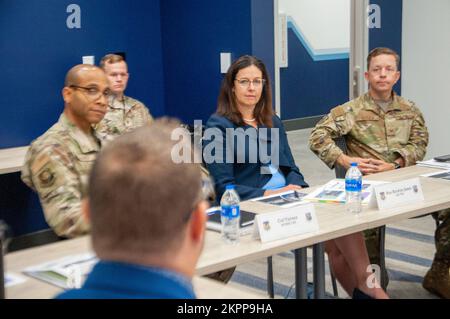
left=94, top=95, right=153, bottom=143
left=21, top=114, right=101, bottom=237
left=309, top=93, right=429, bottom=168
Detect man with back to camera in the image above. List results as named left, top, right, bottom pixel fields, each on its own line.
left=95, top=54, right=153, bottom=143
left=309, top=47, right=434, bottom=292
left=57, top=119, right=208, bottom=298
left=21, top=65, right=109, bottom=237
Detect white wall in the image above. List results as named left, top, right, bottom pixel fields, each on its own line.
left=279, top=0, right=350, bottom=52
left=402, top=0, right=450, bottom=159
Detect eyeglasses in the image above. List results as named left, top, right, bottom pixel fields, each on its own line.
left=235, top=78, right=266, bottom=88
left=181, top=172, right=215, bottom=223
left=70, top=85, right=111, bottom=100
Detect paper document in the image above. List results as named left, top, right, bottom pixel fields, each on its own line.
left=417, top=159, right=450, bottom=170
left=5, top=272, right=27, bottom=287
left=249, top=190, right=308, bottom=208
left=420, top=170, right=450, bottom=181
left=23, top=253, right=97, bottom=289
left=303, top=179, right=388, bottom=204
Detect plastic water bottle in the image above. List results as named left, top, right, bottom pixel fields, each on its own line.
left=345, top=162, right=362, bottom=214
left=220, top=185, right=240, bottom=244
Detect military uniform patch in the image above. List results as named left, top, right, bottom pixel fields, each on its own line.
left=38, top=167, right=55, bottom=187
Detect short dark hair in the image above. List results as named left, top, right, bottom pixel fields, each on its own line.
left=217, top=55, right=274, bottom=127
left=88, top=118, right=203, bottom=256
left=367, top=47, right=400, bottom=70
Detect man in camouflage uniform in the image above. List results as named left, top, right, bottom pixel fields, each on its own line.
left=21, top=65, right=109, bottom=237
left=309, top=48, right=435, bottom=292
left=95, top=54, right=153, bottom=143
left=423, top=210, right=450, bottom=298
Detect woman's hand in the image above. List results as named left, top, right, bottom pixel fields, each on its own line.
left=263, top=184, right=303, bottom=197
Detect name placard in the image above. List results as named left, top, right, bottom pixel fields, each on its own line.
left=253, top=204, right=319, bottom=243
left=373, top=178, right=424, bottom=210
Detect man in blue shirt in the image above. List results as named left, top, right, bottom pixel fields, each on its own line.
left=57, top=119, right=208, bottom=299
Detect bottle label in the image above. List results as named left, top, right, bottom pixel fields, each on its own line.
left=221, top=205, right=240, bottom=218
left=345, top=178, right=362, bottom=192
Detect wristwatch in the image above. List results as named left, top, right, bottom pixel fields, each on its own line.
left=393, top=162, right=401, bottom=169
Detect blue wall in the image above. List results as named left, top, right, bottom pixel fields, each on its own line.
left=280, top=28, right=349, bottom=120
left=251, top=0, right=275, bottom=102
left=370, top=0, right=402, bottom=94
left=160, top=0, right=253, bottom=125
left=0, top=0, right=165, bottom=236
left=0, top=0, right=165, bottom=149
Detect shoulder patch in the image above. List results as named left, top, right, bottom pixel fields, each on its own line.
left=331, top=106, right=346, bottom=119
left=37, top=167, right=56, bottom=188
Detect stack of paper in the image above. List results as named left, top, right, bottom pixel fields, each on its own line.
left=303, top=179, right=388, bottom=204
left=417, top=159, right=450, bottom=170
left=23, top=253, right=97, bottom=289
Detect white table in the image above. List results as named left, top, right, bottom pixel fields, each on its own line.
left=0, top=146, right=28, bottom=175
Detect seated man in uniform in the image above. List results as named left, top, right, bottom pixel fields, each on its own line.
left=57, top=120, right=208, bottom=298
left=95, top=54, right=153, bottom=143
left=21, top=64, right=109, bottom=237
left=309, top=47, right=429, bottom=291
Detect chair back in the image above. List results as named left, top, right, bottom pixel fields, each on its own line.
left=333, top=136, right=348, bottom=178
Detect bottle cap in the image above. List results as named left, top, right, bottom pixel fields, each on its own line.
left=351, top=162, right=357, bottom=167
left=225, top=184, right=235, bottom=190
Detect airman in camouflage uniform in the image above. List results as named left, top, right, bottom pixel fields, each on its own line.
left=21, top=64, right=109, bottom=238
left=95, top=95, right=153, bottom=143
left=423, top=210, right=450, bottom=298
left=309, top=48, right=434, bottom=293
left=96, top=54, right=153, bottom=143
left=309, top=92, right=428, bottom=169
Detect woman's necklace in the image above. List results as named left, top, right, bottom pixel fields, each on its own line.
left=243, top=118, right=256, bottom=122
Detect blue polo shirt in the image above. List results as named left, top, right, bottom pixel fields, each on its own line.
left=56, top=261, right=196, bottom=299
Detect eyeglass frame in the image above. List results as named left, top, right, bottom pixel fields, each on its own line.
left=234, top=78, right=266, bottom=88
left=69, top=85, right=112, bottom=100
left=181, top=173, right=214, bottom=223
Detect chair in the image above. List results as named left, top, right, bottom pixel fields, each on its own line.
left=7, top=228, right=65, bottom=253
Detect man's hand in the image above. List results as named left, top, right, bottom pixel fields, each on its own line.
left=336, top=154, right=379, bottom=175
left=263, top=184, right=303, bottom=197
left=337, top=154, right=403, bottom=175
left=366, top=158, right=396, bottom=174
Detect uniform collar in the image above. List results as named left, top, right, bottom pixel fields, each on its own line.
left=108, top=95, right=137, bottom=110
left=363, top=92, right=409, bottom=113
left=59, top=114, right=101, bottom=154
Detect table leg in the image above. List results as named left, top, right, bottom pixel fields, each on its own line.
left=313, top=243, right=326, bottom=299
left=294, top=248, right=307, bottom=299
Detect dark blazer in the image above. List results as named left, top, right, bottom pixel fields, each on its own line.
left=204, top=114, right=308, bottom=201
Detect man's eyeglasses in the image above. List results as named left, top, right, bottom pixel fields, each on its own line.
left=70, top=85, right=111, bottom=100
left=235, top=78, right=266, bottom=88
left=182, top=173, right=215, bottom=223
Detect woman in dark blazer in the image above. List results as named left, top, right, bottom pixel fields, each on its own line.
left=204, top=56, right=308, bottom=201
left=203, top=55, right=388, bottom=299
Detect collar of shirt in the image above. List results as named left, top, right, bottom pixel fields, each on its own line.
left=363, top=92, right=410, bottom=114
left=109, top=95, right=138, bottom=111
left=83, top=260, right=196, bottom=298
left=59, top=113, right=101, bottom=154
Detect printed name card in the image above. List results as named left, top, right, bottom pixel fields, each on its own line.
left=373, top=178, right=424, bottom=210
left=253, top=203, right=319, bottom=243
